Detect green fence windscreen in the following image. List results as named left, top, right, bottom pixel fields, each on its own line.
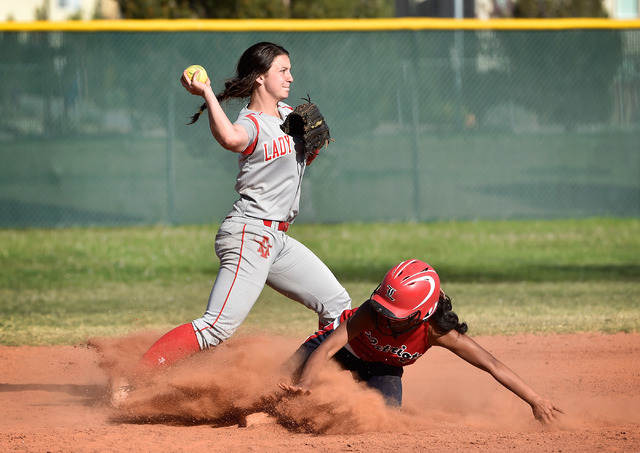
left=1, top=23, right=639, bottom=227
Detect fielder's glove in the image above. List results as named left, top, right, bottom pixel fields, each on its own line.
left=280, top=97, right=333, bottom=165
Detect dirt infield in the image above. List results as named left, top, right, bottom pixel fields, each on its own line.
left=1, top=332, right=638, bottom=452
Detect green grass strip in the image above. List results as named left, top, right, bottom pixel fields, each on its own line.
left=1, top=218, right=638, bottom=345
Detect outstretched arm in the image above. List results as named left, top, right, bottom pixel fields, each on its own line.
left=180, top=69, right=249, bottom=153
left=428, top=328, right=564, bottom=424
left=279, top=306, right=372, bottom=394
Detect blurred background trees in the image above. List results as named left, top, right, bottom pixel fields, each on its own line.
left=115, top=0, right=394, bottom=19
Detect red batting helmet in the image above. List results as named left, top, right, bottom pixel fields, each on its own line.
left=369, top=259, right=440, bottom=337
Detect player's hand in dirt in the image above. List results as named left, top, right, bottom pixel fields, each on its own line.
left=531, top=397, right=564, bottom=424
left=278, top=382, right=311, bottom=396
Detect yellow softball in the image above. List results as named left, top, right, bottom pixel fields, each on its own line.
left=185, top=64, right=208, bottom=83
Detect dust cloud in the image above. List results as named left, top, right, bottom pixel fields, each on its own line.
left=89, top=331, right=640, bottom=435
left=89, top=332, right=412, bottom=433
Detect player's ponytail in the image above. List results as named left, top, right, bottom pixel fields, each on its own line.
left=186, top=84, right=250, bottom=125
left=188, top=102, right=208, bottom=125
left=188, top=42, right=289, bottom=125
left=429, top=292, right=468, bottom=335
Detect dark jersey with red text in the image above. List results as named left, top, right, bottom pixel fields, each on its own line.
left=304, top=307, right=431, bottom=367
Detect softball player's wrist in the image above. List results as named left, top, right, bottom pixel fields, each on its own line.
left=202, top=88, right=217, bottom=103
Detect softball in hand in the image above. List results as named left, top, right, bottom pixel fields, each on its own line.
left=185, top=65, right=208, bottom=83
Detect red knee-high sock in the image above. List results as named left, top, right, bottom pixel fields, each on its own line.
left=139, top=323, right=201, bottom=369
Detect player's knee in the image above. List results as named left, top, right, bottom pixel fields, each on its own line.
left=319, top=290, right=351, bottom=325
left=366, top=375, right=403, bottom=407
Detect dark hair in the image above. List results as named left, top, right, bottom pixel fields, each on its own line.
left=188, top=42, right=289, bottom=124
left=429, top=292, right=468, bottom=335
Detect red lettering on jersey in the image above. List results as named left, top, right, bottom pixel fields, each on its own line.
left=284, top=135, right=292, bottom=154
left=277, top=137, right=287, bottom=157
left=263, top=136, right=293, bottom=163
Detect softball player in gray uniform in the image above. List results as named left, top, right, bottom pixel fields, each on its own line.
left=119, top=42, right=351, bottom=382
left=192, top=100, right=351, bottom=349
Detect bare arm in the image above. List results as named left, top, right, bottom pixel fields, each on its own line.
left=279, top=306, right=373, bottom=394
left=428, top=327, right=564, bottom=424
left=181, top=69, right=249, bottom=153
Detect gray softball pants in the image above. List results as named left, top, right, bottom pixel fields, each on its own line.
left=192, top=217, right=352, bottom=348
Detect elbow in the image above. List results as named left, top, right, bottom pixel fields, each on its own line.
left=480, top=356, right=501, bottom=376
left=216, top=134, right=246, bottom=153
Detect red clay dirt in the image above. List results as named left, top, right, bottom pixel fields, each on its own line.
left=1, top=331, right=638, bottom=452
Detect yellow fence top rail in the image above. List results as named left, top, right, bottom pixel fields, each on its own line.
left=1, top=18, right=640, bottom=32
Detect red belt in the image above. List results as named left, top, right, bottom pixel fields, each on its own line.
left=263, top=220, right=290, bottom=232
left=224, top=216, right=289, bottom=232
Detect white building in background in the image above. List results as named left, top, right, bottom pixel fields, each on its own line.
left=607, top=0, right=640, bottom=18
left=476, top=0, right=639, bottom=19
left=1, top=0, right=120, bottom=21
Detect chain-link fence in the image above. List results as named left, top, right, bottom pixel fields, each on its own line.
left=1, top=21, right=639, bottom=227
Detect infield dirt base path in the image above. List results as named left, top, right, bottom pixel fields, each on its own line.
left=1, top=332, right=638, bottom=452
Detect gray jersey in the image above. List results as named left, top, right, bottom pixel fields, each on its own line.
left=190, top=102, right=350, bottom=350
left=227, top=102, right=304, bottom=223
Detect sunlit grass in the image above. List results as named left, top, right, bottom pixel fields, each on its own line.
left=1, top=218, right=638, bottom=345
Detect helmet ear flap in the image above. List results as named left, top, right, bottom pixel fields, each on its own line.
left=423, top=302, right=438, bottom=321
